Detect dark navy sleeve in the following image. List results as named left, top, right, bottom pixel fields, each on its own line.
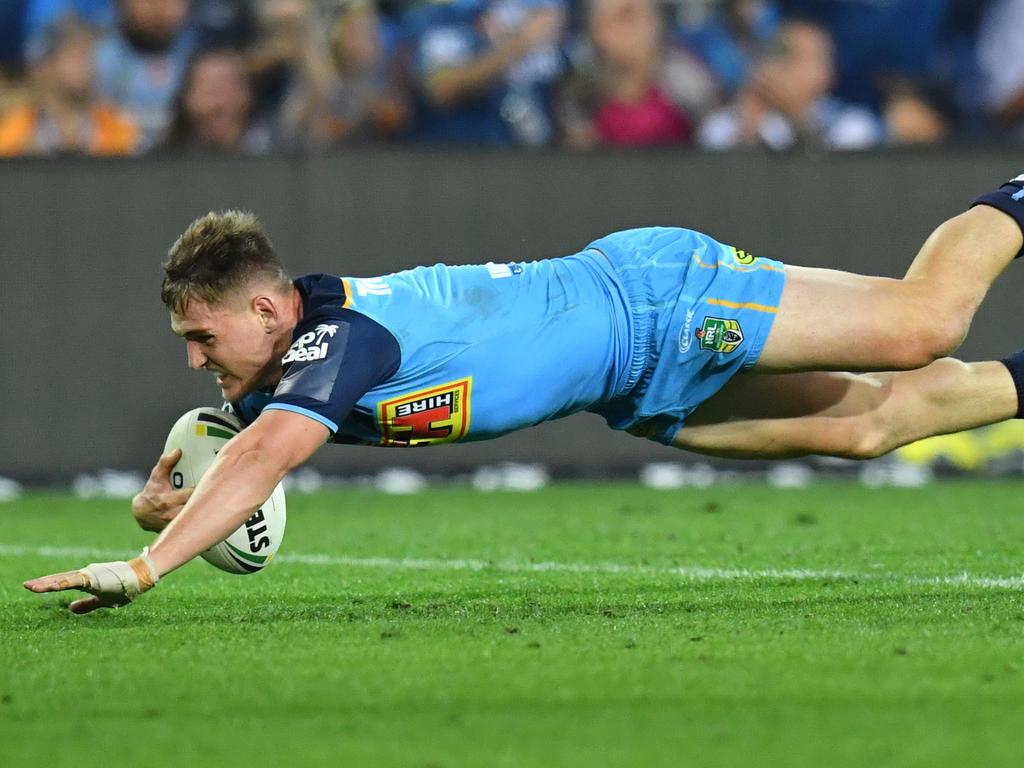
left=263, top=310, right=400, bottom=434
left=226, top=390, right=275, bottom=426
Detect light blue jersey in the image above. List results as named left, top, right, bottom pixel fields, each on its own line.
left=233, top=227, right=786, bottom=446
left=331, top=253, right=632, bottom=445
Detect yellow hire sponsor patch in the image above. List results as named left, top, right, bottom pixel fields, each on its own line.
left=378, top=378, right=473, bottom=446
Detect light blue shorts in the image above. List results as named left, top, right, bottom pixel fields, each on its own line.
left=584, top=227, right=787, bottom=445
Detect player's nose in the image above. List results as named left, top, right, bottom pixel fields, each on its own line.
left=186, top=341, right=207, bottom=370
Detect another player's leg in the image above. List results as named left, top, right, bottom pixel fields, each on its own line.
left=756, top=200, right=1024, bottom=372
left=671, top=358, right=1018, bottom=460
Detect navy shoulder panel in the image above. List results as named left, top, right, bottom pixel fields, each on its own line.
left=263, top=303, right=401, bottom=434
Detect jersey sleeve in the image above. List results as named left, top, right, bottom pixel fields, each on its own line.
left=224, top=390, right=273, bottom=427
left=263, top=310, right=401, bottom=434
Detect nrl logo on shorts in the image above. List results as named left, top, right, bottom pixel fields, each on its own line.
left=696, top=317, right=744, bottom=353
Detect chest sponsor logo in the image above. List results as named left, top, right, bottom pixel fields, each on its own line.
left=378, top=378, right=472, bottom=446
left=695, top=317, right=744, bottom=353
left=282, top=323, right=338, bottom=364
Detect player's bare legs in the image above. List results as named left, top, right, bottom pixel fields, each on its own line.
left=671, top=360, right=1017, bottom=460
left=757, top=206, right=1023, bottom=372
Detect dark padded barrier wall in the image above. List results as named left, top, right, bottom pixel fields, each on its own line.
left=2, top=151, right=1022, bottom=480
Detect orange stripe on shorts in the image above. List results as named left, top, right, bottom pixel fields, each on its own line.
left=706, top=297, right=779, bottom=314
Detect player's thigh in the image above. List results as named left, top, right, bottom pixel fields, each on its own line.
left=673, top=369, right=892, bottom=458
left=755, top=265, right=948, bottom=372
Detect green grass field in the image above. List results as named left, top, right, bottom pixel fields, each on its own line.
left=2, top=482, right=1024, bottom=767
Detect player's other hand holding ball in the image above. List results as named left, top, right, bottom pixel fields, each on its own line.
left=131, top=448, right=193, bottom=532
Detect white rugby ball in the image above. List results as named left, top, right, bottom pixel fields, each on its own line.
left=163, top=407, right=287, bottom=574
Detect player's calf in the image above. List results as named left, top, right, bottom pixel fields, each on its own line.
left=672, top=359, right=1018, bottom=461
left=821, top=360, right=1017, bottom=460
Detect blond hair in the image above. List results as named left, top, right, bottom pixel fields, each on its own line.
left=161, top=210, right=290, bottom=313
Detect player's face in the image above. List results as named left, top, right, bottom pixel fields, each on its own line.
left=171, top=297, right=281, bottom=402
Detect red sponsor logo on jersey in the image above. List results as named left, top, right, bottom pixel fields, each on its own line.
left=378, top=378, right=472, bottom=446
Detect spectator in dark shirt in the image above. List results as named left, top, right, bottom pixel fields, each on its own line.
left=779, top=0, right=949, bottom=110
left=1, top=0, right=29, bottom=116
left=673, top=0, right=780, bottom=97
left=190, top=0, right=258, bottom=49
left=404, top=0, right=567, bottom=145
left=314, top=0, right=410, bottom=145
left=163, top=46, right=272, bottom=153
left=247, top=0, right=333, bottom=150
left=2, top=0, right=29, bottom=75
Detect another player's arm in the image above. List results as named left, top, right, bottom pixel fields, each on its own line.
left=145, top=409, right=327, bottom=576
left=423, top=8, right=564, bottom=107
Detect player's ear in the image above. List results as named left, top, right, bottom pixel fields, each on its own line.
left=251, top=295, right=278, bottom=333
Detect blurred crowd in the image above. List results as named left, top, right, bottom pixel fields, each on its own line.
left=0, top=0, right=1020, bottom=156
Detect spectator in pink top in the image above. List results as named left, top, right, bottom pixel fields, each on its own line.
left=559, top=0, right=707, bottom=148
left=594, top=86, right=690, bottom=145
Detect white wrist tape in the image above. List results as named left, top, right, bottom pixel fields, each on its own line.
left=138, top=546, right=160, bottom=587
left=79, top=549, right=160, bottom=608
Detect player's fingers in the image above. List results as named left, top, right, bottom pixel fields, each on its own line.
left=69, top=596, right=104, bottom=614
left=23, top=570, right=89, bottom=593
left=164, top=487, right=194, bottom=508
left=151, top=449, right=182, bottom=479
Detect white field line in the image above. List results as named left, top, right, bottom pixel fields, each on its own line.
left=1, top=543, right=1022, bottom=590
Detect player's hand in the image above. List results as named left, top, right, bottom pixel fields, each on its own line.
left=132, top=448, right=193, bottom=532
left=23, top=553, right=160, bottom=614
left=518, top=7, right=565, bottom=50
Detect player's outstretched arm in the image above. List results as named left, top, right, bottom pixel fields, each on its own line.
left=23, top=556, right=160, bottom=614
left=145, top=409, right=327, bottom=576
left=23, top=409, right=328, bottom=613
